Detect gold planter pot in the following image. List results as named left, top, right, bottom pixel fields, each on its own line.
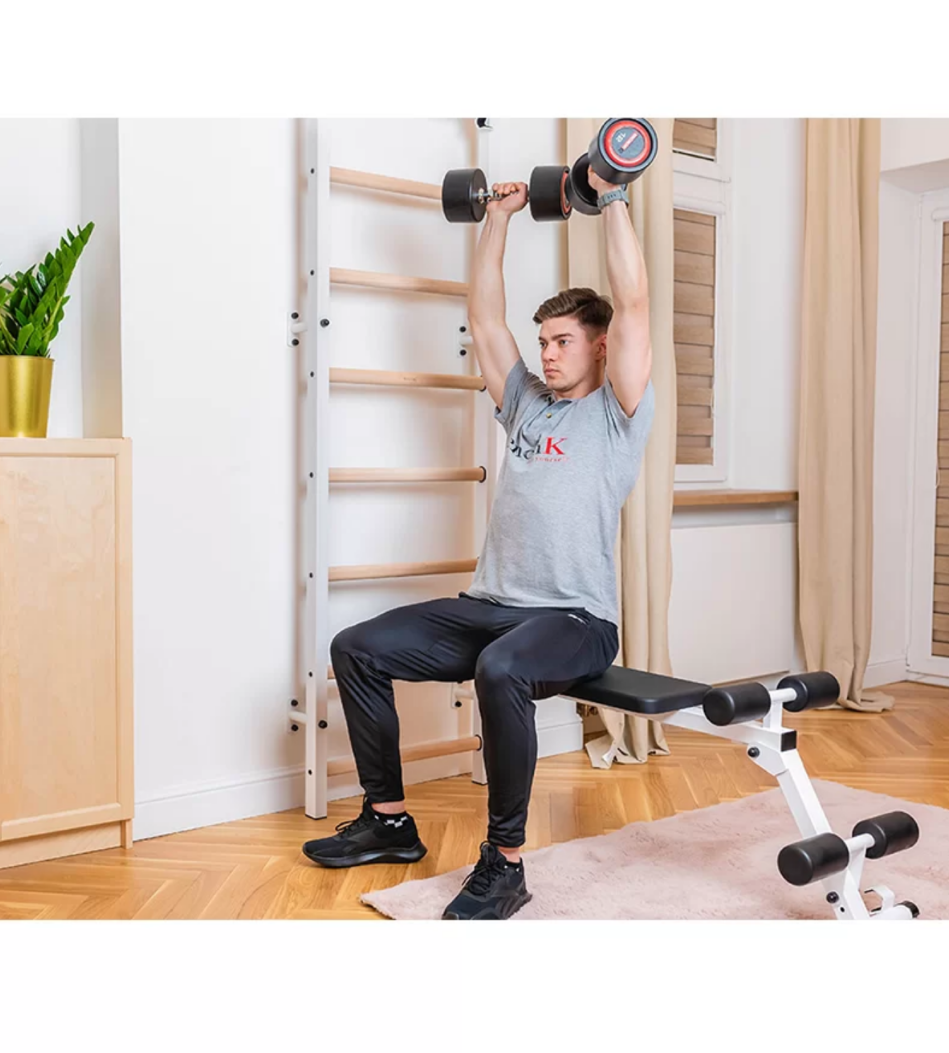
left=0, top=356, right=54, bottom=438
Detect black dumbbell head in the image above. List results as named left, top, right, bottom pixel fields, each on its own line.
left=589, top=118, right=659, bottom=185
left=442, top=168, right=488, bottom=223
left=566, top=155, right=600, bottom=216
left=529, top=166, right=572, bottom=222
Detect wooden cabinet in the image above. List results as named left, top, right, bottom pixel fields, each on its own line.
left=0, top=439, right=133, bottom=869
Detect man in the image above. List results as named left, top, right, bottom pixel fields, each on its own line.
left=302, top=165, right=654, bottom=920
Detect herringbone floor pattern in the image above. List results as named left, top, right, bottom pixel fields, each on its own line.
left=1, top=681, right=946, bottom=920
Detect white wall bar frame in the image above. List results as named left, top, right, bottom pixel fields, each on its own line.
left=303, top=120, right=497, bottom=818
left=304, top=120, right=333, bottom=820
left=465, top=119, right=495, bottom=785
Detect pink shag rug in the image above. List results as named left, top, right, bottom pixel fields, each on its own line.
left=360, top=780, right=949, bottom=920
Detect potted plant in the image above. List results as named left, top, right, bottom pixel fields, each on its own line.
left=0, top=222, right=95, bottom=437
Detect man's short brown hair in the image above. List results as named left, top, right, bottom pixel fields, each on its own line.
left=533, top=287, right=613, bottom=337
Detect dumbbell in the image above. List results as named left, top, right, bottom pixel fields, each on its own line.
left=442, top=166, right=572, bottom=224
left=777, top=811, right=920, bottom=886
left=568, top=117, right=659, bottom=217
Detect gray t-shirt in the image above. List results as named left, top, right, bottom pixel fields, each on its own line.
left=466, top=356, right=655, bottom=627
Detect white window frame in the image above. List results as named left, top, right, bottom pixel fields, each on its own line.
left=908, top=190, right=949, bottom=678
left=673, top=119, right=732, bottom=485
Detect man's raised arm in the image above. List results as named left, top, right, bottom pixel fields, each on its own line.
left=588, top=171, right=653, bottom=417
left=468, top=182, right=527, bottom=411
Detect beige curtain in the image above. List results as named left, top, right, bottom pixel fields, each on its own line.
left=799, top=119, right=892, bottom=713
left=565, top=118, right=676, bottom=766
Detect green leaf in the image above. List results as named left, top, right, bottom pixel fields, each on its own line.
left=15, top=322, right=33, bottom=353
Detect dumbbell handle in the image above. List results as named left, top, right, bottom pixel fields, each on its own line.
left=475, top=186, right=527, bottom=204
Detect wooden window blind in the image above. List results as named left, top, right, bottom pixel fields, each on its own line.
left=933, top=221, right=949, bottom=657
left=674, top=208, right=716, bottom=466
left=673, top=119, right=718, bottom=161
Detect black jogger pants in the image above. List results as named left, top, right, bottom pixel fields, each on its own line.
left=329, top=591, right=619, bottom=848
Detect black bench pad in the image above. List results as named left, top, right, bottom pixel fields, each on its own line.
left=565, top=666, right=711, bottom=715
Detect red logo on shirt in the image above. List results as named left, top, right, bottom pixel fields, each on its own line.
left=508, top=434, right=569, bottom=463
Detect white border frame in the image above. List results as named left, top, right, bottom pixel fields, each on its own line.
left=908, top=193, right=949, bottom=677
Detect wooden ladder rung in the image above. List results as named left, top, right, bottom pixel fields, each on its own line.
left=327, top=735, right=481, bottom=777
left=330, top=167, right=442, bottom=202
left=331, top=268, right=468, bottom=298
left=330, top=467, right=487, bottom=484
left=329, top=558, right=478, bottom=583
left=330, top=367, right=485, bottom=392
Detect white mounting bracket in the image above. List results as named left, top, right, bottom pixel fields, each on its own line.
left=287, top=310, right=307, bottom=347
left=288, top=703, right=306, bottom=734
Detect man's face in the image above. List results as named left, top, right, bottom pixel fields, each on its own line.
left=538, top=315, right=606, bottom=393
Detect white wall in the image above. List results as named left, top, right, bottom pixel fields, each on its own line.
left=668, top=119, right=805, bottom=685
left=80, top=119, right=123, bottom=438
left=0, top=119, right=85, bottom=437
left=729, top=119, right=804, bottom=492
left=115, top=119, right=302, bottom=835
left=883, top=120, right=949, bottom=169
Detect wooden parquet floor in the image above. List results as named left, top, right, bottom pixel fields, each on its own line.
left=1, top=680, right=947, bottom=920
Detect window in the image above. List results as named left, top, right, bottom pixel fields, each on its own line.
left=673, top=119, right=718, bottom=162
left=674, top=209, right=716, bottom=465
left=672, top=118, right=730, bottom=481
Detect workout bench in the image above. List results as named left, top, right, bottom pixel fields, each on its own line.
left=564, top=667, right=921, bottom=921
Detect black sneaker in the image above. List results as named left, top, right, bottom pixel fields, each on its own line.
left=301, top=796, right=427, bottom=869
left=441, top=841, right=532, bottom=920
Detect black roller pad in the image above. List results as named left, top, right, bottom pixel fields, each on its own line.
left=852, top=811, right=920, bottom=859
left=778, top=671, right=841, bottom=712
left=778, top=832, right=850, bottom=886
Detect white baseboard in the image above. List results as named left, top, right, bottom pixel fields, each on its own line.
left=864, top=657, right=909, bottom=689
left=133, top=708, right=584, bottom=840
left=536, top=711, right=584, bottom=758
left=133, top=765, right=306, bottom=842
left=905, top=670, right=949, bottom=688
